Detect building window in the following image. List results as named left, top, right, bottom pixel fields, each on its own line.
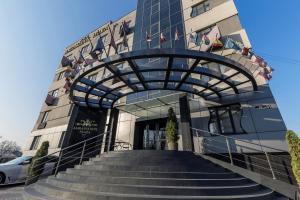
left=41, top=111, right=50, bottom=123
left=58, top=131, right=66, bottom=148
left=51, top=89, right=59, bottom=98
left=208, top=104, right=244, bottom=135
left=117, top=43, right=127, bottom=53
left=191, top=1, right=210, bottom=18
left=88, top=73, right=97, bottom=82
left=56, top=71, right=65, bottom=81
left=30, top=136, right=41, bottom=150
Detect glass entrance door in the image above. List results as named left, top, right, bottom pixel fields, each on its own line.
left=142, top=122, right=166, bottom=150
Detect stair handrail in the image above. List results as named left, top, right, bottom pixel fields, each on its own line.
left=26, top=131, right=110, bottom=185
left=191, top=127, right=294, bottom=183
left=191, top=127, right=288, bottom=152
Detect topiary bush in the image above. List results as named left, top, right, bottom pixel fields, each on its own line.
left=286, top=130, right=300, bottom=187
left=26, top=141, right=49, bottom=185
left=166, top=107, right=178, bottom=150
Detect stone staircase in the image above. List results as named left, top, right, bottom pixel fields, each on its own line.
left=23, top=150, right=288, bottom=200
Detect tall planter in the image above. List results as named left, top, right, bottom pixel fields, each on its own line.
left=166, top=107, right=178, bottom=150
left=26, top=141, right=49, bottom=185
left=285, top=130, right=300, bottom=198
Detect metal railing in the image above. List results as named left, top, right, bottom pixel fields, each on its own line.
left=25, top=131, right=133, bottom=185
left=191, top=128, right=295, bottom=184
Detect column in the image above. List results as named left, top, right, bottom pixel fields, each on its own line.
left=179, top=94, right=194, bottom=151
left=105, top=108, right=119, bottom=152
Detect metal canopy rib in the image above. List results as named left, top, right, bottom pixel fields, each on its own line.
left=126, top=58, right=148, bottom=90
left=164, top=57, right=174, bottom=89
left=175, top=58, right=201, bottom=90
left=104, top=63, right=137, bottom=92
left=69, top=49, right=258, bottom=109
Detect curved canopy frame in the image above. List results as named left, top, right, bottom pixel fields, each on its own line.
left=69, top=48, right=257, bottom=109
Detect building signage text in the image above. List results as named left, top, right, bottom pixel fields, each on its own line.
left=255, top=104, right=273, bottom=110
left=65, top=25, right=109, bottom=54
left=73, top=119, right=98, bottom=137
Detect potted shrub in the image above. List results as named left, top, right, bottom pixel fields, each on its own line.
left=286, top=130, right=300, bottom=199
left=166, top=107, right=179, bottom=150
left=26, top=141, right=49, bottom=185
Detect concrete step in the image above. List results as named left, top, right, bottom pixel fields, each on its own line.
left=56, top=172, right=251, bottom=186
left=76, top=163, right=228, bottom=172
left=97, top=151, right=204, bottom=160
left=45, top=178, right=264, bottom=196
left=22, top=150, right=289, bottom=200
left=24, top=180, right=278, bottom=200
left=89, top=157, right=220, bottom=167
left=66, top=168, right=240, bottom=179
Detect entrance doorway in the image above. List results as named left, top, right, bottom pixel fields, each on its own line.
left=133, top=118, right=167, bottom=150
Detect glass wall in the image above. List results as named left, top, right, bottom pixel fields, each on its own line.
left=128, top=0, right=187, bottom=104
left=208, top=104, right=244, bottom=135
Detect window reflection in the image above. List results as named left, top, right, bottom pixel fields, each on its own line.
left=208, top=104, right=244, bottom=135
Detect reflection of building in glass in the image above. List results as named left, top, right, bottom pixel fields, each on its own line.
left=23, top=0, right=287, bottom=157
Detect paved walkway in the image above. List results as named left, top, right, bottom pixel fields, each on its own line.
left=0, top=184, right=24, bottom=200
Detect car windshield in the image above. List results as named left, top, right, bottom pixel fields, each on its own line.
left=4, top=156, right=32, bottom=165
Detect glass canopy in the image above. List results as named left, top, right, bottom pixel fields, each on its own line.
left=69, top=48, right=258, bottom=109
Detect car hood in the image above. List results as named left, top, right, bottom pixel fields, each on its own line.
left=0, top=163, right=15, bottom=169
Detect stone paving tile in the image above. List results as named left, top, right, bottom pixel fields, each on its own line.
left=0, top=184, right=24, bottom=200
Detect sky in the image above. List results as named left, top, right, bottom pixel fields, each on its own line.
left=0, top=0, right=299, bottom=148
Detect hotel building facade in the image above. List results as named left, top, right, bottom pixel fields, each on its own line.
left=23, top=0, right=287, bottom=157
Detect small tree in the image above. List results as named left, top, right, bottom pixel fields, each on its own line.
left=286, top=130, right=300, bottom=187
left=26, top=141, right=49, bottom=185
left=0, top=140, right=21, bottom=157
left=166, top=107, right=178, bottom=150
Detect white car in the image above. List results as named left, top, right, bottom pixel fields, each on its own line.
left=0, top=156, right=56, bottom=185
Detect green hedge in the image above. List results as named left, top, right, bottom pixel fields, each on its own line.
left=286, top=130, right=300, bottom=186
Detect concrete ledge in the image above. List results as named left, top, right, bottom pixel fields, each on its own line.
left=199, top=154, right=298, bottom=199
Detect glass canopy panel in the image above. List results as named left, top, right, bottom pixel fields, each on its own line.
left=148, top=90, right=162, bottom=99
left=102, top=79, right=115, bottom=88
left=230, top=73, right=248, bottom=83
left=206, top=93, right=218, bottom=99
left=220, top=64, right=232, bottom=74
left=192, top=85, right=205, bottom=92
left=207, top=78, right=220, bottom=85
left=148, top=82, right=164, bottom=89
left=135, top=58, right=149, bottom=66
left=173, top=58, right=189, bottom=69
left=214, top=82, right=230, bottom=90
left=207, top=62, right=222, bottom=74
left=219, top=88, right=235, bottom=96
left=207, top=77, right=222, bottom=86
left=126, top=74, right=139, bottom=84
left=236, top=81, right=253, bottom=92
left=223, top=68, right=238, bottom=77
left=73, top=91, right=86, bottom=99
left=199, top=74, right=211, bottom=82
left=118, top=62, right=132, bottom=74
left=146, top=71, right=166, bottom=81
left=201, top=89, right=213, bottom=95
left=180, top=83, right=196, bottom=93
left=135, top=84, right=144, bottom=90
left=135, top=98, right=161, bottom=109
